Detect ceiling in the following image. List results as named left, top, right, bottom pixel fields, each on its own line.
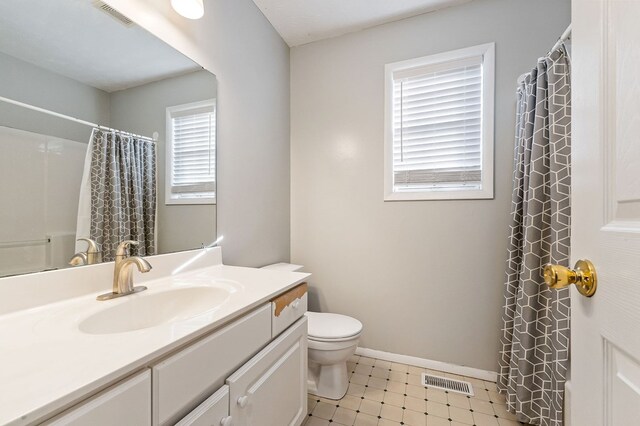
left=251, top=0, right=473, bottom=46
left=0, top=0, right=200, bottom=92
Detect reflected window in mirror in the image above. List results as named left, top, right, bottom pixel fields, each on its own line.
left=166, top=100, right=217, bottom=205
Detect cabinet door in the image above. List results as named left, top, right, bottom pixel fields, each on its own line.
left=44, top=370, right=151, bottom=426
left=175, top=385, right=231, bottom=426
left=153, top=304, right=272, bottom=425
left=227, top=317, right=307, bottom=426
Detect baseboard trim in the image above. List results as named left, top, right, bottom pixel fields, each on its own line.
left=355, top=347, right=498, bottom=382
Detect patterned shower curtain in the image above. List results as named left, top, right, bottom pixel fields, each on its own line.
left=498, top=44, right=571, bottom=426
left=88, top=129, right=156, bottom=261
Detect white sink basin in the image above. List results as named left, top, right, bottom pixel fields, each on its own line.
left=79, top=286, right=231, bottom=334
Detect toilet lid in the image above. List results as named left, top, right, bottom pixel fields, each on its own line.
left=305, top=312, right=363, bottom=340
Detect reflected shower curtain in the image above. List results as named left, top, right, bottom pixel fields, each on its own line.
left=77, top=129, right=156, bottom=261
left=498, top=45, right=571, bottom=426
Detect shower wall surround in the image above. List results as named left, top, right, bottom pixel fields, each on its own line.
left=0, top=126, right=86, bottom=275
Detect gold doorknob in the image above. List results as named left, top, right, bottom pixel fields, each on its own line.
left=543, top=259, right=597, bottom=297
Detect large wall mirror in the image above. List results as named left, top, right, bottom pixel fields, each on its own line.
left=0, top=0, right=217, bottom=278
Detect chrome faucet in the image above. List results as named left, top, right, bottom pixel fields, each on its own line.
left=96, top=240, right=152, bottom=301
left=69, top=238, right=102, bottom=266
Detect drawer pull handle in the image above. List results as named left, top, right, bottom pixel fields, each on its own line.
left=292, top=299, right=300, bottom=309
left=237, top=395, right=249, bottom=408
left=220, top=416, right=233, bottom=426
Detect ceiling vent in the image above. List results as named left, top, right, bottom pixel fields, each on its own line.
left=93, top=1, right=134, bottom=27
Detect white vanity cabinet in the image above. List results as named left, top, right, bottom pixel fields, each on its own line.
left=227, top=317, right=308, bottom=426
left=35, top=282, right=309, bottom=426
left=43, top=370, right=151, bottom=426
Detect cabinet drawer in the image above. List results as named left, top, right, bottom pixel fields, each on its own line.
left=44, top=370, right=151, bottom=426
left=175, top=385, right=230, bottom=426
left=153, top=304, right=272, bottom=426
left=271, top=283, right=307, bottom=337
left=227, top=317, right=308, bottom=426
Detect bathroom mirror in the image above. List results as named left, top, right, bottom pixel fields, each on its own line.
left=0, top=0, right=217, bottom=278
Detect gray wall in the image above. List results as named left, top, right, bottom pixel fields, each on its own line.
left=109, top=70, right=217, bottom=254
left=0, top=52, right=109, bottom=142
left=290, top=0, right=571, bottom=372
left=106, top=0, right=291, bottom=267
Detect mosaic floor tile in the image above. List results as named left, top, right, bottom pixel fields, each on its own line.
left=303, top=355, right=531, bottom=426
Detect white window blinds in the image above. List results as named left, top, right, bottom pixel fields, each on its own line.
left=392, top=56, right=483, bottom=192
left=168, top=102, right=216, bottom=201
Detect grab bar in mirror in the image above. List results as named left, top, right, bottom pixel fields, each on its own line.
left=0, top=238, right=51, bottom=249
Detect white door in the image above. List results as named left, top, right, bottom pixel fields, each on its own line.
left=570, top=0, right=640, bottom=424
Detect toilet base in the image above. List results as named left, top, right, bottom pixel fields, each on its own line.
left=307, top=359, right=349, bottom=400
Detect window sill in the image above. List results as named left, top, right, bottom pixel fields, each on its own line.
left=384, top=188, right=493, bottom=201
left=165, top=197, right=216, bottom=206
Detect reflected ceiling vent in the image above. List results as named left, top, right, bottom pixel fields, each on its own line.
left=93, top=1, right=134, bottom=27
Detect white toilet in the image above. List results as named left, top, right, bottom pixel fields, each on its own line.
left=261, top=263, right=363, bottom=400
left=306, top=311, right=363, bottom=399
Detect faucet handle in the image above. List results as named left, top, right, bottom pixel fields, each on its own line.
left=78, top=238, right=102, bottom=265
left=76, top=238, right=102, bottom=264
left=69, top=252, right=88, bottom=266
left=115, top=240, right=140, bottom=258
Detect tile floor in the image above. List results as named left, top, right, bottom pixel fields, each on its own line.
left=303, top=355, right=529, bottom=426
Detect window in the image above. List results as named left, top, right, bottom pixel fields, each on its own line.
left=166, top=100, right=216, bottom=205
left=384, top=43, right=495, bottom=201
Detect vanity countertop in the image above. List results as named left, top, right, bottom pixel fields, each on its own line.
left=0, top=248, right=309, bottom=426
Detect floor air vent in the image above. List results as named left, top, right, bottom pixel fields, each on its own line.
left=421, top=373, right=474, bottom=396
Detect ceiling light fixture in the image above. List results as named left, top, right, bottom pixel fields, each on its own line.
left=171, top=0, right=204, bottom=19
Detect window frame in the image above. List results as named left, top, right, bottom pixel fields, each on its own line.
left=165, top=99, right=217, bottom=206
left=384, top=43, right=495, bottom=201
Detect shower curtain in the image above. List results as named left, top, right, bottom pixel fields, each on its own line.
left=498, top=44, right=571, bottom=426
left=76, top=129, right=156, bottom=261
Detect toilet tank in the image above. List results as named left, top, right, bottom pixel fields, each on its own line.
left=260, top=262, right=305, bottom=272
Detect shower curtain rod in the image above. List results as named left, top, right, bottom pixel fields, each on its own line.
left=551, top=24, right=572, bottom=53
left=0, top=95, right=157, bottom=142
left=516, top=24, right=572, bottom=85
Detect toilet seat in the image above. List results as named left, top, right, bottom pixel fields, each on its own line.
left=305, top=312, right=363, bottom=341
left=307, top=336, right=360, bottom=351
left=308, top=334, right=360, bottom=343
